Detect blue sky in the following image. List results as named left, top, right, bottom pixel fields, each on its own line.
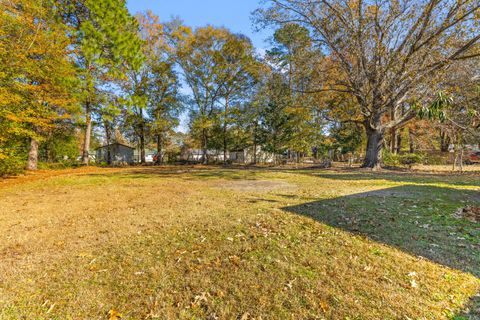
left=126, top=0, right=272, bottom=132
left=126, top=0, right=271, bottom=52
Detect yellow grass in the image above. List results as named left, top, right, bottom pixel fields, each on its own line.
left=0, top=166, right=478, bottom=319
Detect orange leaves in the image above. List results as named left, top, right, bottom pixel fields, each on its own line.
left=0, top=0, right=78, bottom=146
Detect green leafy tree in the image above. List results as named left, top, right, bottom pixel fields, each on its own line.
left=267, top=24, right=321, bottom=161
left=126, top=12, right=183, bottom=164
left=0, top=0, right=77, bottom=173
left=256, top=0, right=480, bottom=168
left=173, top=26, right=235, bottom=163
left=215, top=34, right=260, bottom=164
left=257, top=74, right=296, bottom=163
left=57, top=0, right=144, bottom=165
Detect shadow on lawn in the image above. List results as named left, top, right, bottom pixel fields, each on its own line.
left=283, top=184, right=480, bottom=317
left=303, top=169, right=480, bottom=188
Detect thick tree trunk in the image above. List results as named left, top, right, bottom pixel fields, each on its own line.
left=26, top=138, right=39, bottom=171
left=82, top=103, right=92, bottom=165
left=362, top=127, right=384, bottom=169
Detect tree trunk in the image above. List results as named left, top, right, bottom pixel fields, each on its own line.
left=362, top=127, right=384, bottom=169
left=139, top=122, right=146, bottom=164
left=223, top=96, right=229, bottom=165
left=156, top=134, right=163, bottom=165
left=252, top=121, right=258, bottom=165
left=396, top=129, right=402, bottom=154
left=389, top=128, right=397, bottom=154
left=459, top=147, right=464, bottom=172
left=104, top=121, right=112, bottom=165
left=440, top=130, right=449, bottom=152
left=82, top=102, right=92, bottom=165
left=202, top=128, right=208, bottom=164
left=26, top=138, right=39, bottom=171
left=409, top=128, right=415, bottom=153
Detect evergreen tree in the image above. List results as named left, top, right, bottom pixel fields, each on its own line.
left=57, top=0, right=144, bottom=165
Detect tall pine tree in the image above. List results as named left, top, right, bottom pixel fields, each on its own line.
left=57, top=0, right=144, bottom=164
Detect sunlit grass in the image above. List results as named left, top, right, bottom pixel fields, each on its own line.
left=0, top=167, right=478, bottom=319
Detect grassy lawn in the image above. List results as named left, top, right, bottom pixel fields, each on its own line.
left=0, top=167, right=479, bottom=319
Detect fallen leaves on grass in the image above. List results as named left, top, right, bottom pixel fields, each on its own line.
left=453, top=206, right=480, bottom=222
left=229, top=255, right=241, bottom=266
left=107, top=309, right=122, bottom=320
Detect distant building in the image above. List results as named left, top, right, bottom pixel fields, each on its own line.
left=229, top=147, right=276, bottom=164
left=180, top=146, right=277, bottom=164
left=96, top=143, right=134, bottom=165
left=181, top=149, right=226, bottom=162
left=134, top=149, right=157, bottom=163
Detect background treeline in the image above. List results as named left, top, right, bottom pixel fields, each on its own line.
left=1, top=0, right=479, bottom=175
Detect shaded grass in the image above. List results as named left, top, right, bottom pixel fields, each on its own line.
left=0, top=167, right=479, bottom=319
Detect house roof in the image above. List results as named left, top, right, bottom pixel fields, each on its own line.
left=95, top=142, right=134, bottom=150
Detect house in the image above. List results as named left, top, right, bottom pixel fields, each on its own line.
left=180, top=146, right=277, bottom=164
left=96, top=143, right=134, bottom=165
left=181, top=149, right=226, bottom=162
left=229, top=147, right=276, bottom=164
left=134, top=149, right=157, bottom=163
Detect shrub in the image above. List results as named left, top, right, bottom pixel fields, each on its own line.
left=0, top=155, right=25, bottom=176
left=382, top=151, right=424, bottom=168
left=399, top=153, right=424, bottom=167
left=422, top=153, right=449, bottom=165
left=0, top=144, right=27, bottom=176
left=382, top=151, right=400, bottom=167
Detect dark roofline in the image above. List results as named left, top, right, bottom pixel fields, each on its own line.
left=95, top=142, right=134, bottom=150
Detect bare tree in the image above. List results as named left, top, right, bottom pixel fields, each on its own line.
left=255, top=0, right=480, bottom=168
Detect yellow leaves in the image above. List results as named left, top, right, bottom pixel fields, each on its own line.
left=408, top=271, right=418, bottom=289
left=215, top=289, right=225, bottom=298
left=229, top=255, right=241, bottom=266
left=283, top=278, right=296, bottom=290
left=191, top=292, right=210, bottom=309
left=42, top=300, right=55, bottom=314
left=319, top=300, right=329, bottom=313
left=107, top=309, right=122, bottom=320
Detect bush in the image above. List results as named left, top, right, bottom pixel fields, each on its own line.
left=0, top=144, right=28, bottom=176
left=422, top=153, right=449, bottom=165
left=382, top=151, right=401, bottom=166
left=382, top=151, right=424, bottom=168
left=0, top=155, right=25, bottom=176
left=399, top=153, right=424, bottom=166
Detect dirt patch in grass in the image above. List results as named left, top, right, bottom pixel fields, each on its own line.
left=454, top=206, right=480, bottom=222
left=216, top=179, right=295, bottom=192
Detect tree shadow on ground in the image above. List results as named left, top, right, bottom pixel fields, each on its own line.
left=283, top=184, right=480, bottom=318
left=297, top=168, right=480, bottom=188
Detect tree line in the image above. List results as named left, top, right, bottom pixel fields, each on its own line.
left=1, top=0, right=479, bottom=175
